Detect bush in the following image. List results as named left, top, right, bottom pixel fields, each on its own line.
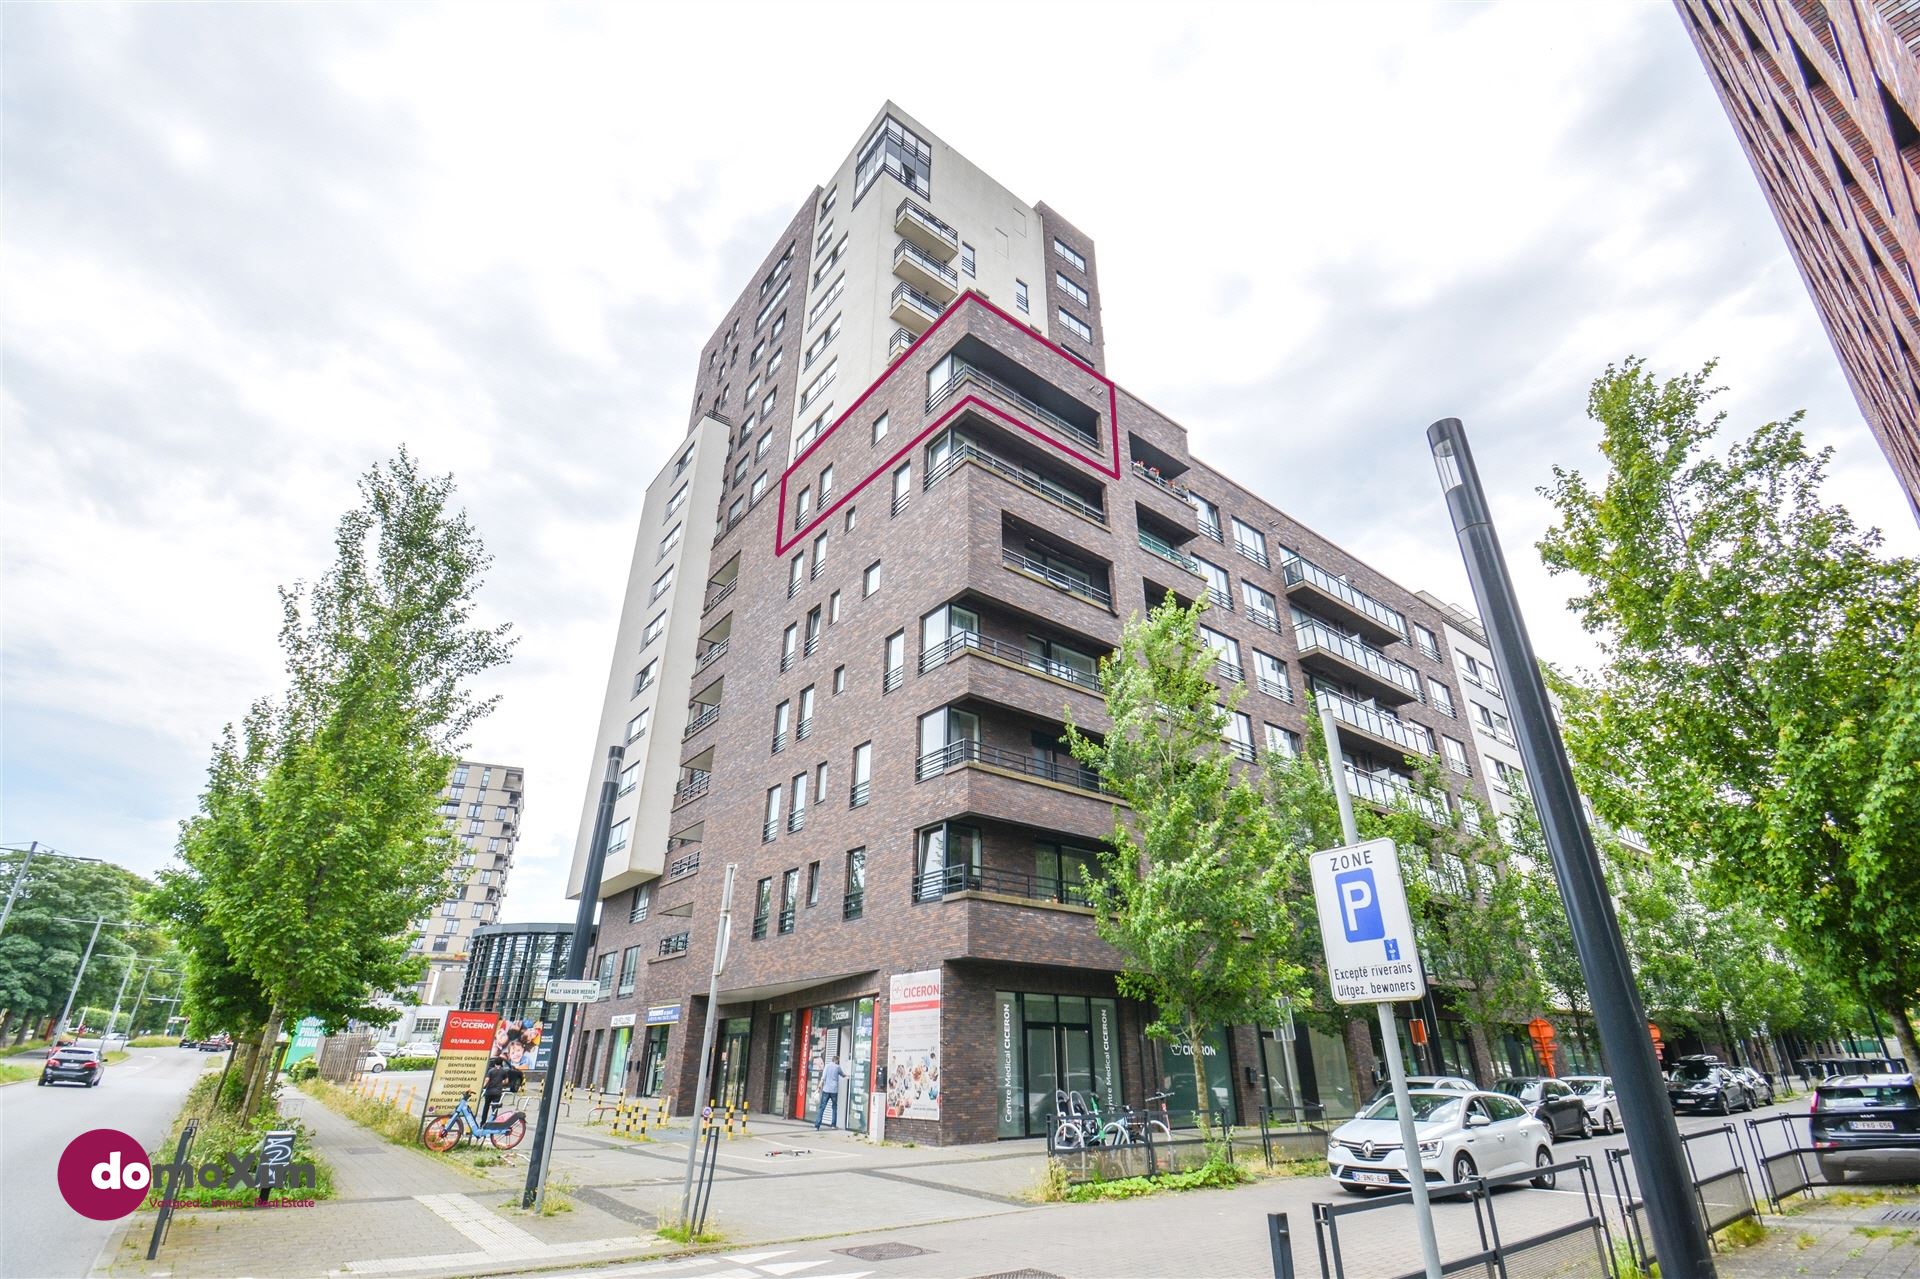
left=1059, top=1157, right=1248, bottom=1203
left=382, top=1055, right=436, bottom=1073
left=130, top=1035, right=179, bottom=1047
left=286, top=1059, right=319, bottom=1083
left=143, top=1071, right=334, bottom=1209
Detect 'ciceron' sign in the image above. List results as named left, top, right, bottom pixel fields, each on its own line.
left=1310, top=838, right=1427, bottom=1005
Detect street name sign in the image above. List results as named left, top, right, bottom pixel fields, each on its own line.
left=1310, top=838, right=1427, bottom=1005
left=544, top=979, right=602, bottom=1004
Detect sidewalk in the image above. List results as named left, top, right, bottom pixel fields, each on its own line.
left=1720, top=1187, right=1920, bottom=1278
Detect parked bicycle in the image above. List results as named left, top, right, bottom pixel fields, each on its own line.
left=422, top=1089, right=528, bottom=1151
left=1051, top=1089, right=1174, bottom=1149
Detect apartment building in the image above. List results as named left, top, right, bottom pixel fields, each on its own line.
left=415, top=759, right=526, bottom=1006
left=1416, top=592, right=1529, bottom=829
left=1676, top=0, right=1920, bottom=515
left=564, top=104, right=1508, bottom=1143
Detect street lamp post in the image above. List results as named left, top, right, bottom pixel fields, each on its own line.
left=54, top=916, right=106, bottom=1041
left=1428, top=418, right=1714, bottom=1278
left=678, top=862, right=737, bottom=1228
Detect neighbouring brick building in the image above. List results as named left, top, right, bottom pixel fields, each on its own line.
left=1676, top=0, right=1920, bottom=517
left=563, top=104, right=1519, bottom=1144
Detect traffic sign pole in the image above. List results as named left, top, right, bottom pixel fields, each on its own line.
left=1319, top=701, right=1442, bottom=1279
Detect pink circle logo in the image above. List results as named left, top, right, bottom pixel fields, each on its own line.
left=58, top=1129, right=153, bottom=1220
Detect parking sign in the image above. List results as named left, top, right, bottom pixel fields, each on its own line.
left=1310, top=838, right=1426, bottom=1004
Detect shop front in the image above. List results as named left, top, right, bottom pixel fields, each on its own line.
left=638, top=1002, right=678, bottom=1098
left=1258, top=1021, right=1360, bottom=1119
left=784, top=997, right=875, bottom=1130
left=1152, top=1024, right=1237, bottom=1127
left=992, top=991, right=1122, bottom=1138
left=603, top=1016, right=634, bottom=1092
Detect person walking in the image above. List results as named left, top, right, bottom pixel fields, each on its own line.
left=814, top=1056, right=845, bottom=1130
left=482, top=1056, right=514, bottom=1125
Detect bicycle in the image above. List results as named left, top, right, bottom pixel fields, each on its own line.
left=422, top=1089, right=528, bottom=1151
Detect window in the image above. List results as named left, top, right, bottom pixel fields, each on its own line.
left=789, top=772, right=809, bottom=831
left=800, top=359, right=837, bottom=411
left=891, top=461, right=911, bottom=513
left=872, top=412, right=889, bottom=444
left=1242, top=580, right=1280, bottom=624
left=797, top=486, right=813, bottom=521
left=469, top=802, right=483, bottom=818
left=814, top=219, right=835, bottom=255
left=666, top=484, right=689, bottom=518
left=756, top=430, right=772, bottom=459
left=829, top=590, right=842, bottom=624
left=812, top=532, right=828, bottom=577
left=451, top=766, right=469, bottom=788
left=788, top=556, right=804, bottom=598
left=1189, top=494, right=1223, bottom=540
left=884, top=630, right=905, bottom=691
left=618, top=946, right=641, bottom=996
left=755, top=276, right=790, bottom=330
left=812, top=234, right=848, bottom=287
left=819, top=464, right=833, bottom=502
left=782, top=621, right=798, bottom=668
left=753, top=877, right=772, bottom=938
left=770, top=311, right=785, bottom=340
left=1265, top=723, right=1301, bottom=758
left=1057, top=308, right=1093, bottom=342
left=863, top=561, right=882, bottom=596
left=1413, top=623, right=1441, bottom=661
left=650, top=565, right=674, bottom=601
left=633, top=660, right=659, bottom=697
left=1462, top=652, right=1501, bottom=695
left=1053, top=237, right=1088, bottom=271
left=625, top=708, right=650, bottom=742
left=773, top=700, right=790, bottom=752
left=1494, top=759, right=1527, bottom=794
left=750, top=472, right=769, bottom=502
left=916, top=705, right=980, bottom=777
left=1055, top=271, right=1089, bottom=305
left=594, top=951, right=617, bottom=997
left=763, top=786, right=783, bottom=842
left=806, top=861, right=821, bottom=908
left=1201, top=626, right=1241, bottom=680
left=1441, top=736, right=1471, bottom=776
left=1429, top=680, right=1457, bottom=718
left=853, top=113, right=932, bottom=201
left=1253, top=650, right=1291, bottom=701
left=1474, top=703, right=1514, bottom=744
left=960, top=241, right=976, bottom=277
left=1015, top=279, right=1029, bottom=312
left=844, top=848, right=866, bottom=918
left=744, top=375, right=762, bottom=405
left=844, top=505, right=857, bottom=532
left=815, top=761, right=829, bottom=807
left=820, top=184, right=837, bottom=217
left=808, top=274, right=845, bottom=328
left=833, top=664, right=846, bottom=694
left=779, top=867, right=799, bottom=933
left=915, top=821, right=982, bottom=894
left=797, top=684, right=816, bottom=737
left=619, top=760, right=641, bottom=796
left=629, top=882, right=652, bottom=924
left=1225, top=712, right=1255, bottom=761
left=726, top=496, right=744, bottom=527
left=1231, top=517, right=1268, bottom=564
left=1196, top=557, right=1231, bottom=606
left=761, top=387, right=778, bottom=415
left=750, top=337, right=765, bottom=365
left=851, top=741, right=872, bottom=805
left=732, top=456, right=749, bottom=486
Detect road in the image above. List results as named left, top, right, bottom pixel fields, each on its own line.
left=0, top=1045, right=212, bottom=1279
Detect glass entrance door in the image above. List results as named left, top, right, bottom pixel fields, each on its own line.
left=1023, top=1025, right=1058, bottom=1137
left=717, top=1017, right=752, bottom=1109
left=604, top=1026, right=632, bottom=1092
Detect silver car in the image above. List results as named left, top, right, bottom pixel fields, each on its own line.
left=1563, top=1075, right=1620, bottom=1134
left=1328, top=1089, right=1557, bottom=1193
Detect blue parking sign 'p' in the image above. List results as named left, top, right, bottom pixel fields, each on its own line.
left=1334, top=868, right=1384, bottom=942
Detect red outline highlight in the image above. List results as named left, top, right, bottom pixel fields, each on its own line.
left=773, top=291, right=1119, bottom=557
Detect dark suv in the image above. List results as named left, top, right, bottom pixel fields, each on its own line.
left=1810, top=1073, right=1920, bottom=1183
left=1667, top=1057, right=1755, bottom=1114
left=1492, top=1076, right=1592, bottom=1139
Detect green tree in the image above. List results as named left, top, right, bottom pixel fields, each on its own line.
left=167, top=451, right=513, bottom=1113
left=1539, top=358, right=1920, bottom=1066
left=0, top=853, right=161, bottom=1042
left=1066, top=597, right=1308, bottom=1139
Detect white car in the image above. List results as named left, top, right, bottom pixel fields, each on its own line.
left=1563, top=1075, right=1620, bottom=1134
left=1328, top=1089, right=1557, bottom=1193
left=373, top=1039, right=400, bottom=1056
left=359, top=1050, right=388, bottom=1074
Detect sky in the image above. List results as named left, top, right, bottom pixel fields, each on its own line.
left=5, top=2, right=1916, bottom=928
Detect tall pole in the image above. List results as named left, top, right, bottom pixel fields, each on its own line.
left=1428, top=418, right=1714, bottom=1278
left=126, top=967, right=154, bottom=1038
left=521, top=745, right=624, bottom=1210
left=1319, top=702, right=1441, bottom=1279
left=0, top=842, right=38, bottom=936
left=679, top=862, right=737, bottom=1227
left=107, top=953, right=137, bottom=1038
left=54, top=916, right=106, bottom=1040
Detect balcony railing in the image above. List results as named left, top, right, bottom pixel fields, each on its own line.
left=1214, top=658, right=1244, bottom=683
left=842, top=890, right=865, bottom=920
left=849, top=779, right=870, bottom=807
left=695, top=638, right=730, bottom=672
left=888, top=326, right=917, bottom=362
left=778, top=907, right=796, bottom=935
left=919, top=629, right=1102, bottom=694
left=1131, top=460, right=1191, bottom=500
left=771, top=730, right=788, bottom=754
left=1321, top=688, right=1431, bottom=756
left=787, top=809, right=806, bottom=832
left=1197, top=518, right=1224, bottom=543
left=926, top=360, right=1099, bottom=449
left=925, top=439, right=1106, bottom=524
left=1258, top=676, right=1296, bottom=704
left=673, top=772, right=709, bottom=806
left=752, top=914, right=769, bottom=941
left=895, top=197, right=959, bottom=255
left=1344, top=767, right=1449, bottom=826
left=913, top=863, right=1094, bottom=907
left=1280, top=554, right=1408, bottom=641
left=704, top=579, right=736, bottom=614
left=1139, top=529, right=1202, bottom=574
left=1205, top=586, right=1233, bottom=611
left=883, top=666, right=904, bottom=693
left=667, top=849, right=701, bottom=880
left=683, top=705, right=720, bottom=739
left=659, top=932, right=689, bottom=957
left=1234, top=538, right=1270, bottom=569
left=892, top=488, right=910, bottom=516
left=894, top=237, right=959, bottom=287
left=1003, top=548, right=1112, bottom=608
left=915, top=739, right=1111, bottom=795
left=1294, top=617, right=1423, bottom=699
left=762, top=819, right=778, bottom=843
left=890, top=280, right=945, bottom=326
left=1226, top=740, right=1255, bottom=763
left=797, top=716, right=813, bottom=741
left=1247, top=608, right=1282, bottom=634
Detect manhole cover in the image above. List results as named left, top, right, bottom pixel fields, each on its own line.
left=1880, top=1207, right=1920, bottom=1223
left=836, top=1243, right=934, bottom=1261
left=971, top=1271, right=1064, bottom=1279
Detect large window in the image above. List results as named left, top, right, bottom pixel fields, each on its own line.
left=883, top=631, right=906, bottom=691
left=618, top=946, right=641, bottom=996
left=1057, top=309, right=1093, bottom=343
left=1055, top=271, right=1089, bottom=305
left=916, top=706, right=980, bottom=778
left=850, top=741, right=871, bottom=806
left=1053, top=237, right=1088, bottom=271
left=854, top=114, right=933, bottom=201
left=916, top=821, right=982, bottom=897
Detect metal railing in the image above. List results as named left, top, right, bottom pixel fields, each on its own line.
left=883, top=665, right=904, bottom=692
left=703, top=579, right=736, bottom=613
left=695, top=639, right=729, bottom=672
left=1003, top=548, right=1112, bottom=608
left=1197, top=519, right=1223, bottom=543
left=1279, top=554, right=1408, bottom=640
left=1205, top=586, right=1233, bottom=610
left=752, top=914, right=769, bottom=940
left=842, top=890, right=864, bottom=920
left=771, top=729, right=788, bottom=753
left=1258, top=676, right=1295, bottom=703
left=915, top=739, right=1112, bottom=794
left=682, top=705, right=719, bottom=740
left=895, top=197, right=959, bottom=252
left=777, top=907, right=795, bottom=935
left=890, top=280, right=945, bottom=326
left=658, top=932, right=689, bottom=956
left=925, top=439, right=1106, bottom=523
left=919, top=629, right=1102, bottom=693
left=1234, top=538, right=1270, bottom=568
left=787, top=809, right=806, bottom=832
left=892, top=489, right=910, bottom=516
left=1343, top=767, right=1448, bottom=825
left=849, top=780, right=870, bottom=807
left=1214, top=659, right=1244, bottom=683
left=926, top=359, right=1099, bottom=448
left=888, top=326, right=917, bottom=361
left=667, top=849, right=701, bottom=880
left=1294, top=617, right=1422, bottom=698
left=761, top=819, right=778, bottom=843
left=796, top=716, right=813, bottom=740
left=893, top=237, right=958, bottom=286
left=1131, top=461, right=1191, bottom=500
left=914, top=862, right=1094, bottom=906
left=1320, top=688, right=1431, bottom=755
left=1247, top=607, right=1282, bottom=634
left=673, top=772, right=710, bottom=806
left=1138, top=529, right=1201, bottom=573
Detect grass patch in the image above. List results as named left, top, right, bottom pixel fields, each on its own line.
left=1853, top=1225, right=1918, bottom=1245
left=1717, top=1217, right=1768, bottom=1249
left=299, top=1078, right=503, bottom=1175
left=130, top=1034, right=180, bottom=1047
left=1, top=1038, right=49, bottom=1057
left=143, top=1071, right=335, bottom=1209
left=104, top=1050, right=129, bottom=1065
left=656, top=1219, right=724, bottom=1245
left=539, top=1173, right=575, bottom=1216
left=1795, top=1232, right=1817, bottom=1249
left=0, top=1062, right=37, bottom=1086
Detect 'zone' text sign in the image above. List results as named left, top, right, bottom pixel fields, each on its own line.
left=1310, top=838, right=1427, bottom=1005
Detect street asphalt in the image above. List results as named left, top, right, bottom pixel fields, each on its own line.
left=0, top=1045, right=211, bottom=1279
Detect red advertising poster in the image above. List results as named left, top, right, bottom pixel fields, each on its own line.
left=426, top=1011, right=500, bottom=1114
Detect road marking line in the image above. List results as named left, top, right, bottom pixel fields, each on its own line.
left=334, top=1195, right=653, bottom=1274
left=759, top=1262, right=832, bottom=1275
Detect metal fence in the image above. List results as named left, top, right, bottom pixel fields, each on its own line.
left=1747, top=1112, right=1920, bottom=1208
left=1259, top=1105, right=1342, bottom=1166
left=1311, top=1156, right=1614, bottom=1279
left=1606, top=1124, right=1756, bottom=1273
left=1045, top=1103, right=1260, bottom=1183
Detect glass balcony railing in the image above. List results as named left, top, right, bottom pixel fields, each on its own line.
left=894, top=238, right=959, bottom=287
left=891, top=281, right=945, bottom=326
left=895, top=197, right=960, bottom=255
left=1320, top=688, right=1431, bottom=756
left=925, top=438, right=1106, bottom=524
left=1294, top=617, right=1422, bottom=699
left=1138, top=529, right=1202, bottom=574
left=1280, top=554, right=1408, bottom=641
left=1344, top=767, right=1449, bottom=826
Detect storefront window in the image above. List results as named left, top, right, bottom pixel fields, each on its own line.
left=1308, top=1026, right=1356, bottom=1119
left=797, top=1000, right=866, bottom=1128
left=640, top=1025, right=669, bottom=1097
left=605, top=1026, right=632, bottom=1092
left=769, top=1011, right=794, bottom=1114
left=1155, top=1026, right=1235, bottom=1127
left=996, top=991, right=1120, bottom=1138
left=851, top=997, right=875, bottom=1130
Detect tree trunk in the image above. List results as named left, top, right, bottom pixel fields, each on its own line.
left=209, top=1047, right=238, bottom=1117
left=1343, top=1017, right=1377, bottom=1107
left=242, top=1007, right=284, bottom=1118
left=1185, top=1014, right=1214, bottom=1145
left=1467, top=1023, right=1498, bottom=1085
left=1887, top=1000, right=1919, bottom=1073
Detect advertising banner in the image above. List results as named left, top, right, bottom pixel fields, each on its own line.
left=283, top=1017, right=325, bottom=1069
left=425, top=1010, right=499, bottom=1114
left=885, top=969, right=941, bottom=1121
left=489, top=1016, right=544, bottom=1073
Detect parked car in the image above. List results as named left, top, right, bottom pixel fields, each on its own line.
left=397, top=1040, right=439, bottom=1058
left=1810, top=1073, right=1920, bottom=1183
left=1667, top=1057, right=1755, bottom=1113
left=1328, top=1089, right=1556, bottom=1193
left=372, top=1040, right=400, bottom=1056
left=1492, top=1076, right=1592, bottom=1139
left=1563, top=1075, right=1620, bottom=1134
left=1365, top=1075, right=1478, bottom=1104
left=198, top=1033, right=233, bottom=1052
left=1733, top=1066, right=1775, bottom=1106
left=177, top=1037, right=198, bottom=1049
left=40, top=1045, right=106, bottom=1087
left=359, top=1050, right=388, bottom=1074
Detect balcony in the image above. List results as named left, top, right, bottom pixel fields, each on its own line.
left=682, top=703, right=720, bottom=740
left=893, top=238, right=959, bottom=303
left=895, top=197, right=960, bottom=260
left=1320, top=687, right=1432, bottom=759
left=888, top=326, right=918, bottom=363
left=925, top=436, right=1106, bottom=525
left=695, top=637, right=730, bottom=673
left=1234, top=537, right=1270, bottom=569
left=842, top=890, right=865, bottom=921
left=1258, top=675, right=1295, bottom=703
left=928, top=358, right=1099, bottom=449
left=1138, top=529, right=1203, bottom=576
left=1003, top=547, right=1112, bottom=610
left=915, top=739, right=1112, bottom=797
left=1294, top=616, right=1422, bottom=705
left=1131, top=460, right=1191, bottom=501
left=913, top=863, right=1094, bottom=908
left=672, top=771, right=710, bottom=808
left=703, top=578, right=736, bottom=615
left=1280, top=554, right=1408, bottom=645
left=1345, top=766, right=1449, bottom=826
left=787, top=809, right=806, bottom=833
left=890, top=281, right=946, bottom=333
left=920, top=629, right=1104, bottom=696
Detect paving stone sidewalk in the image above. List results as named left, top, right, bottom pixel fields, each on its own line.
left=1720, top=1188, right=1920, bottom=1278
